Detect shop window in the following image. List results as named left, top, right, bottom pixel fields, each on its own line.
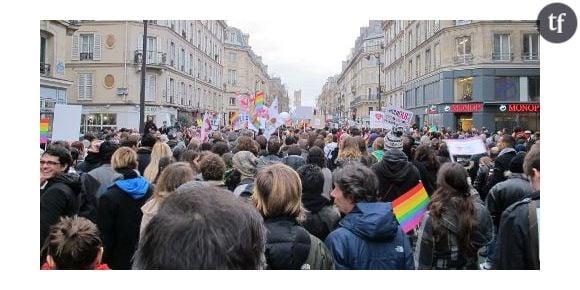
left=454, top=77, right=473, bottom=102
left=494, top=76, right=519, bottom=101
left=528, top=76, right=540, bottom=102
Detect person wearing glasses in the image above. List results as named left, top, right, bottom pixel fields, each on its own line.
left=40, top=145, right=80, bottom=265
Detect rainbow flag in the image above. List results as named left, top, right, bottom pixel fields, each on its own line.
left=255, top=91, right=265, bottom=109
left=40, top=118, right=49, bottom=144
left=229, top=112, right=240, bottom=124
left=392, top=182, right=430, bottom=233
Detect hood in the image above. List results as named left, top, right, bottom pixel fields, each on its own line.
left=52, top=173, right=82, bottom=193
left=340, top=202, right=399, bottom=241
left=83, top=151, right=101, bottom=164
left=440, top=202, right=492, bottom=248
left=378, top=149, right=416, bottom=183
left=114, top=176, right=150, bottom=200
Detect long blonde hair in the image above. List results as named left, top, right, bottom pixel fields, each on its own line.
left=338, top=136, right=363, bottom=160
left=144, top=142, right=172, bottom=182
left=251, top=163, right=304, bottom=220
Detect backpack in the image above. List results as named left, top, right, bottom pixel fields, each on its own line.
left=301, top=234, right=335, bottom=270
left=77, top=173, right=101, bottom=223
left=327, top=146, right=340, bottom=171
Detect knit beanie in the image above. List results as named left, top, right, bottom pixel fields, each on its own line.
left=232, top=151, right=259, bottom=179
left=509, top=152, right=526, bottom=174
left=384, top=127, right=404, bottom=150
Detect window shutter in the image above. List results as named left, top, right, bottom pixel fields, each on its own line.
left=78, top=74, right=85, bottom=99
left=72, top=35, right=79, bottom=60
left=86, top=74, right=93, bottom=99
left=146, top=75, right=156, bottom=102
left=94, top=35, right=102, bottom=60
left=138, top=34, right=143, bottom=51
left=166, top=77, right=170, bottom=103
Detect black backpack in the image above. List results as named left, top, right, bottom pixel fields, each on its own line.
left=327, top=147, right=340, bottom=171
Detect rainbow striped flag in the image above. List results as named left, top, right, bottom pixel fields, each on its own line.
left=392, top=182, right=430, bottom=233
left=255, top=91, right=265, bottom=109
left=229, top=112, right=240, bottom=124
left=40, top=118, right=49, bottom=144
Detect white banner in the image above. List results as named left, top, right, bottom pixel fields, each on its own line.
left=52, top=104, right=82, bottom=142
left=445, top=137, right=487, bottom=156
left=293, top=106, right=314, bottom=120
left=385, top=105, right=414, bottom=128
left=369, top=111, right=389, bottom=129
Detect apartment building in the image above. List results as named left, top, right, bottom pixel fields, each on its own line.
left=64, top=20, right=227, bottom=133
left=316, top=75, right=339, bottom=125
left=336, top=20, right=385, bottom=126
left=223, top=26, right=272, bottom=123
left=40, top=20, right=79, bottom=137
left=384, top=20, right=540, bottom=132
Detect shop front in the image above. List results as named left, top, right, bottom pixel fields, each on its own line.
left=426, top=102, right=484, bottom=132
left=485, top=103, right=540, bottom=133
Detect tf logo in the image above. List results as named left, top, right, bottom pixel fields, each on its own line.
left=499, top=105, right=507, bottom=112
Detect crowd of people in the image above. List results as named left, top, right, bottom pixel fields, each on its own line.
left=40, top=122, right=540, bottom=270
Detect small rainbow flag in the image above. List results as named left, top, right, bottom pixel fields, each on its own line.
left=229, top=112, right=240, bottom=124
left=255, top=91, right=265, bottom=109
left=392, top=182, right=430, bottom=233
left=40, top=118, right=49, bottom=144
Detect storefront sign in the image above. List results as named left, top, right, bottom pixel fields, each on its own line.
left=450, top=103, right=483, bottom=113
left=499, top=103, right=540, bottom=113
left=426, top=103, right=483, bottom=114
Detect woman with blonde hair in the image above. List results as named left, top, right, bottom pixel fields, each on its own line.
left=97, top=147, right=153, bottom=269
left=140, top=162, right=196, bottom=235
left=336, top=136, right=364, bottom=168
left=252, top=163, right=334, bottom=270
left=143, top=141, right=172, bottom=182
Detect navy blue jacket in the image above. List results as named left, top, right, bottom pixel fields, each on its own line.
left=324, top=202, right=414, bottom=269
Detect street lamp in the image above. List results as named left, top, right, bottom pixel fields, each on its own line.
left=365, top=43, right=384, bottom=112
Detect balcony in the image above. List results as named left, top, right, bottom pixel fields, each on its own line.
left=134, top=50, right=167, bottom=69
left=492, top=52, right=514, bottom=62
left=453, top=54, right=473, bottom=64
left=40, top=63, right=51, bottom=76
left=522, top=53, right=539, bottom=61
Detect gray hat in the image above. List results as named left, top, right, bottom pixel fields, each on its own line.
left=232, top=151, right=259, bottom=179
left=385, top=127, right=404, bottom=149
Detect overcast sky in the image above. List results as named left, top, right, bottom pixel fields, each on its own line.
left=227, top=19, right=371, bottom=109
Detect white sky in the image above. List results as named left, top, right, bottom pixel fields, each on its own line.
left=227, top=19, right=370, bottom=108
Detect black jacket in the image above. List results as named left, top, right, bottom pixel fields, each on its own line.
left=495, top=191, right=540, bottom=269
left=486, top=173, right=534, bottom=231
left=372, top=149, right=421, bottom=202
left=482, top=148, right=516, bottom=197
left=40, top=174, right=82, bottom=253
left=75, top=151, right=101, bottom=173
left=97, top=175, right=152, bottom=269
left=264, top=216, right=311, bottom=269
left=136, top=147, right=152, bottom=176
left=413, top=160, right=439, bottom=197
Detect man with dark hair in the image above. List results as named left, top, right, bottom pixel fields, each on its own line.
left=495, top=143, right=540, bottom=269
left=482, top=135, right=517, bottom=197
left=133, top=186, right=266, bottom=269
left=137, top=134, right=156, bottom=175
left=259, top=136, right=283, bottom=167
left=325, top=163, right=414, bottom=269
left=88, top=141, right=121, bottom=197
left=297, top=165, right=340, bottom=241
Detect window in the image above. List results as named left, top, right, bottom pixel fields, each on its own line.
left=80, top=34, right=94, bottom=60
left=368, top=88, right=372, bottom=98
left=494, top=76, right=519, bottom=101
left=180, top=82, right=186, bottom=105
left=425, top=49, right=431, bottom=72
left=408, top=31, right=413, bottom=52
left=454, top=77, right=473, bottom=102
left=145, top=74, right=156, bottom=102
left=493, top=34, right=511, bottom=61
left=77, top=73, right=93, bottom=100
left=408, top=59, right=413, bottom=80
left=189, top=53, right=194, bottom=75
left=180, top=48, right=185, bottom=71
left=523, top=34, right=540, bottom=60
left=528, top=76, right=540, bottom=102
left=229, top=52, right=237, bottom=63
left=197, top=58, right=201, bottom=77
left=416, top=23, right=421, bottom=45
left=170, top=42, right=175, bottom=67
left=416, top=55, right=421, bottom=77
left=146, top=37, right=157, bottom=64
left=169, top=78, right=175, bottom=103
left=455, top=36, right=472, bottom=63
left=434, top=43, right=440, bottom=68
left=229, top=97, right=236, bottom=106
left=228, top=69, right=237, bottom=85
left=434, top=20, right=440, bottom=31
left=81, top=113, right=117, bottom=134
